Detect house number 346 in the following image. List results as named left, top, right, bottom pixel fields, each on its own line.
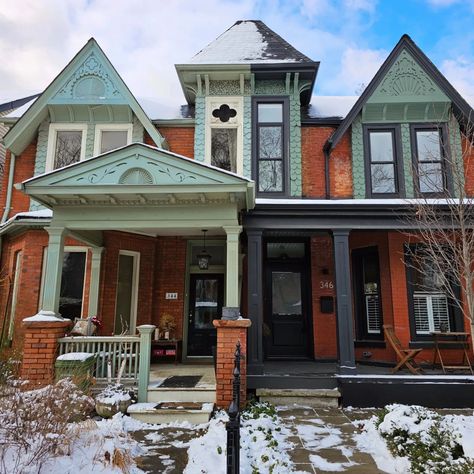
left=320, top=280, right=334, bottom=289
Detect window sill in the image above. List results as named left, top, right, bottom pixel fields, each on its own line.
left=354, top=340, right=386, bottom=348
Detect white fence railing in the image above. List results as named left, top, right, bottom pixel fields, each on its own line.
left=58, top=335, right=141, bottom=382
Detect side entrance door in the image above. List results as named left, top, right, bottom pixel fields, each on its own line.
left=187, top=274, right=224, bottom=356
left=264, top=261, right=311, bottom=358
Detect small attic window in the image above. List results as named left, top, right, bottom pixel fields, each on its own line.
left=74, top=77, right=106, bottom=99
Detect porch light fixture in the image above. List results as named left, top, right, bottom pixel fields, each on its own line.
left=197, top=229, right=211, bottom=270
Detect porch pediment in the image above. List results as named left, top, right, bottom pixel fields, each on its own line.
left=21, top=143, right=255, bottom=209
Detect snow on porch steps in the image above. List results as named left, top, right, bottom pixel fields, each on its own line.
left=128, top=402, right=214, bottom=424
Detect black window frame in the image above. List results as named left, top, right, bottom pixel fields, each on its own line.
left=252, top=97, right=290, bottom=197
left=410, top=123, right=451, bottom=197
left=404, top=244, right=463, bottom=342
left=363, top=124, right=405, bottom=198
left=352, top=246, right=384, bottom=341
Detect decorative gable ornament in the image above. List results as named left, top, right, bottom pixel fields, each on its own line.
left=54, top=52, right=122, bottom=101
left=372, top=50, right=440, bottom=101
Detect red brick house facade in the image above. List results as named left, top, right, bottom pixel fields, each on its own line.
left=1, top=21, right=473, bottom=406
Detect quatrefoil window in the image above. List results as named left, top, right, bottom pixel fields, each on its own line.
left=212, top=104, right=237, bottom=123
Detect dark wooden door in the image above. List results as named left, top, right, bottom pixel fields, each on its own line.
left=264, top=262, right=310, bottom=358
left=187, top=274, right=224, bottom=356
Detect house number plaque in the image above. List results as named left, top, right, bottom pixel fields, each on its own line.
left=319, top=280, right=334, bottom=289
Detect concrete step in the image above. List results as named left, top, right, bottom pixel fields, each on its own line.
left=128, top=402, right=214, bottom=424
left=256, top=388, right=341, bottom=408
left=147, top=387, right=216, bottom=403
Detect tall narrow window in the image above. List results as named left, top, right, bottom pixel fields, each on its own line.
left=412, top=127, right=445, bottom=194
left=255, top=101, right=287, bottom=194
left=352, top=247, right=383, bottom=340
left=114, top=251, right=139, bottom=335
left=4, top=251, right=23, bottom=344
left=211, top=128, right=237, bottom=172
left=366, top=128, right=400, bottom=196
left=59, top=251, right=87, bottom=320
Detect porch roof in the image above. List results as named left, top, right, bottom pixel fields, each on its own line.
left=20, top=143, right=255, bottom=211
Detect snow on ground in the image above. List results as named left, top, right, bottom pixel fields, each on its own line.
left=354, top=405, right=474, bottom=473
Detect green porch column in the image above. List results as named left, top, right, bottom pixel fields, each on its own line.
left=137, top=324, right=156, bottom=403
left=88, top=247, right=104, bottom=317
left=223, top=225, right=242, bottom=314
left=42, top=227, right=66, bottom=317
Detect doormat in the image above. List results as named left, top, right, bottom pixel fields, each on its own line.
left=159, top=375, right=202, bottom=388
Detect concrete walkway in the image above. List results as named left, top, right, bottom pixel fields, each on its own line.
left=132, top=406, right=382, bottom=473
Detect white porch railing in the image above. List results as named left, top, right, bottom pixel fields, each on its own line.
left=58, top=335, right=141, bottom=382
left=57, top=325, right=156, bottom=402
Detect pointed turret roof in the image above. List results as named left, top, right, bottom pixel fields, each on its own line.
left=189, top=20, right=312, bottom=64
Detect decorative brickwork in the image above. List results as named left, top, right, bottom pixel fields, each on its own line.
left=21, top=318, right=71, bottom=386
left=213, top=318, right=251, bottom=408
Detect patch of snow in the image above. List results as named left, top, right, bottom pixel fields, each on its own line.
left=307, top=96, right=358, bottom=119
left=296, top=424, right=342, bottom=450
left=57, top=352, right=95, bottom=362
left=188, top=21, right=297, bottom=64
left=23, top=310, right=64, bottom=322
left=128, top=403, right=157, bottom=413
left=309, top=454, right=354, bottom=471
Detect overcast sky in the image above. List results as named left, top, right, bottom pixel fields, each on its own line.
left=1, top=0, right=474, bottom=109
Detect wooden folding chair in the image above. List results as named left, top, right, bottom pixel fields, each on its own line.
left=383, top=325, right=423, bottom=375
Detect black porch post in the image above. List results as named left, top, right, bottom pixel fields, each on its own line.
left=247, top=229, right=264, bottom=375
left=333, top=230, right=357, bottom=374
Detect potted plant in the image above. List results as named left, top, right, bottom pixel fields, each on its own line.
left=158, top=314, right=177, bottom=340
left=95, top=359, right=135, bottom=418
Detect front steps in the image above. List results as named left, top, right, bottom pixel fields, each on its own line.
left=128, top=402, right=214, bottom=424
left=257, top=388, right=341, bottom=408
left=128, top=364, right=216, bottom=424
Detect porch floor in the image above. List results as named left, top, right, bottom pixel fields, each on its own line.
left=261, top=360, right=474, bottom=377
left=148, top=363, right=216, bottom=389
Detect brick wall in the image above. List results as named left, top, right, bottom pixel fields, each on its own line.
left=158, top=127, right=195, bottom=158
left=462, top=134, right=474, bottom=197
left=0, top=142, right=37, bottom=218
left=310, top=234, right=337, bottom=359
left=301, top=126, right=352, bottom=198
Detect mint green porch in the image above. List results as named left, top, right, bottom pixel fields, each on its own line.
left=21, top=143, right=254, bottom=330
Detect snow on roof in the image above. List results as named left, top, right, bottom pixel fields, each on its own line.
left=189, top=20, right=311, bottom=65
left=3, top=97, right=37, bottom=118
left=306, top=96, right=359, bottom=119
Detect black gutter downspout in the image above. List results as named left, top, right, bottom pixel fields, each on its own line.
left=323, top=141, right=332, bottom=199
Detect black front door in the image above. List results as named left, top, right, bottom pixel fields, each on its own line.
left=187, top=274, right=224, bottom=356
left=264, top=262, right=310, bottom=358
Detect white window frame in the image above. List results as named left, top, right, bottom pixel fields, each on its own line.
left=46, top=123, right=88, bottom=172
left=205, top=96, right=243, bottom=175
left=39, top=246, right=89, bottom=318
left=93, top=123, right=133, bottom=156
left=413, top=292, right=450, bottom=335
left=114, top=250, right=140, bottom=335
left=7, top=250, right=23, bottom=341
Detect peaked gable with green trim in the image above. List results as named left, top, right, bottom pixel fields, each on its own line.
left=23, top=143, right=252, bottom=188
left=4, top=39, right=165, bottom=155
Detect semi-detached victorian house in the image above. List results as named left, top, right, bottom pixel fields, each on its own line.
left=1, top=20, right=474, bottom=413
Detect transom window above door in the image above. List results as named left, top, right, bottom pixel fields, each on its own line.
left=46, top=123, right=88, bottom=171
left=94, top=124, right=132, bottom=155
left=364, top=126, right=403, bottom=197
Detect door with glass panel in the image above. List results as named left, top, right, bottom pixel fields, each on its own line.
left=187, top=274, right=224, bottom=356
left=264, top=258, right=310, bottom=358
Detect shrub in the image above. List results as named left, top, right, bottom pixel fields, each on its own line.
left=376, top=404, right=474, bottom=474
left=0, top=378, right=94, bottom=473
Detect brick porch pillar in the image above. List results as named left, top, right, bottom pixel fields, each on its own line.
left=213, top=318, right=251, bottom=409
left=21, top=316, right=72, bottom=387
